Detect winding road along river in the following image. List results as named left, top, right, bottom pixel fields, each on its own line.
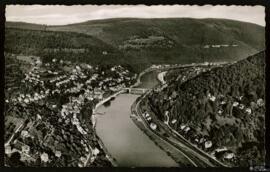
left=95, top=71, right=178, bottom=167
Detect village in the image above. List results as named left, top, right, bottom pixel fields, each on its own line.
left=4, top=54, right=136, bottom=167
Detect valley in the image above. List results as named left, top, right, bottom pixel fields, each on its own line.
left=4, top=17, right=265, bottom=167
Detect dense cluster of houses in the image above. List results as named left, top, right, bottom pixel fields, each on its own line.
left=5, top=57, right=136, bottom=167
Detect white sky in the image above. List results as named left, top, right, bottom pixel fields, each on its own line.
left=6, top=5, right=265, bottom=26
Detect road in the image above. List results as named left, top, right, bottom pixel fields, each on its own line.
left=131, top=65, right=229, bottom=167
left=134, top=91, right=226, bottom=167
left=84, top=145, right=94, bottom=167
left=5, top=122, right=24, bottom=147
left=132, top=94, right=198, bottom=167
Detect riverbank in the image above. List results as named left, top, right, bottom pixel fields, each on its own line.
left=91, top=66, right=181, bottom=167
left=134, top=66, right=229, bottom=167
left=95, top=94, right=178, bottom=167
left=91, top=90, right=126, bottom=167
left=90, top=70, right=145, bottom=166
left=96, top=134, right=118, bottom=167
left=94, top=90, right=126, bottom=112
left=130, top=111, right=185, bottom=166
left=129, top=69, right=191, bottom=166
left=132, top=67, right=161, bottom=88
left=130, top=96, right=197, bottom=167
left=157, top=71, right=167, bottom=85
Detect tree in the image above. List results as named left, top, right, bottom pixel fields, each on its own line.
left=9, top=152, right=24, bottom=167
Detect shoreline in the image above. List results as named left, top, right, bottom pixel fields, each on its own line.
left=95, top=134, right=118, bottom=167
left=129, top=114, right=183, bottom=166
left=90, top=68, right=156, bottom=167
left=132, top=66, right=229, bottom=167
left=93, top=68, right=167, bottom=166
left=130, top=97, right=188, bottom=167
left=91, top=90, right=125, bottom=167
left=90, top=65, right=194, bottom=167
left=91, top=76, right=140, bottom=166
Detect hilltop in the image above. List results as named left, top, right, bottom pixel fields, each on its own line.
left=5, top=22, right=47, bottom=30
left=5, top=28, right=133, bottom=67
left=6, top=18, right=265, bottom=71
left=146, top=51, right=265, bottom=166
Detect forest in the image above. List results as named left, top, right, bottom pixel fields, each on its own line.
left=147, top=51, right=265, bottom=166
left=5, top=28, right=129, bottom=66
left=6, top=18, right=265, bottom=73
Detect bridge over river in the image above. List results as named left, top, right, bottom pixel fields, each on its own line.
left=122, top=87, right=149, bottom=95
left=93, top=69, right=177, bottom=167
left=94, top=65, right=228, bottom=167
left=94, top=87, right=149, bottom=111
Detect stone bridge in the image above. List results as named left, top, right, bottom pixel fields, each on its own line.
left=122, top=87, right=149, bottom=95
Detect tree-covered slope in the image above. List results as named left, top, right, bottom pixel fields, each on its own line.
left=147, top=51, right=265, bottom=166
left=4, top=28, right=129, bottom=66
left=6, top=18, right=265, bottom=66
left=5, top=22, right=47, bottom=30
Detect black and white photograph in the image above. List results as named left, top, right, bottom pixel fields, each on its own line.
left=3, top=4, right=266, bottom=168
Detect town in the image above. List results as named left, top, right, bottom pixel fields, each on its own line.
left=4, top=53, right=136, bottom=167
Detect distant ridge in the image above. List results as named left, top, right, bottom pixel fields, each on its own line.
left=6, top=21, right=47, bottom=30
left=5, top=18, right=265, bottom=72
left=6, top=17, right=265, bottom=27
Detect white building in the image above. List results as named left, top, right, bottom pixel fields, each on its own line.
left=21, top=130, right=30, bottom=138
left=220, top=101, right=226, bottom=105
left=257, top=98, right=264, bottom=107
left=40, top=152, right=49, bottom=163
left=55, top=151, right=62, bottom=158
left=144, top=113, right=150, bottom=118
left=93, top=148, right=100, bottom=156
left=233, top=102, right=239, bottom=107
left=218, top=109, right=223, bottom=114
left=204, top=141, right=212, bottom=149
left=150, top=123, right=157, bottom=130
left=209, top=96, right=216, bottom=102
left=146, top=116, right=152, bottom=121
left=224, top=152, right=234, bottom=159
left=215, top=147, right=228, bottom=153
left=5, top=145, right=12, bottom=155
left=245, top=108, right=252, bottom=115
left=239, top=104, right=245, bottom=109
left=22, top=145, right=30, bottom=154
left=184, top=126, right=190, bottom=133
left=171, top=119, right=177, bottom=124
left=180, top=125, right=186, bottom=130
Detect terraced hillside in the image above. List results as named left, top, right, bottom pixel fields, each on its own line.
left=6, top=18, right=265, bottom=70
left=146, top=51, right=265, bottom=166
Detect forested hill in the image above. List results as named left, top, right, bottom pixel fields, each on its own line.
left=6, top=18, right=265, bottom=67
left=147, top=51, right=265, bottom=166
left=5, top=22, right=47, bottom=30
left=4, top=28, right=131, bottom=66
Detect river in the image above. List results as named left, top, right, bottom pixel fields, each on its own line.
left=136, top=70, right=160, bottom=89
left=95, top=71, right=178, bottom=167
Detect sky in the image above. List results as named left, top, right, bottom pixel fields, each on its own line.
left=5, top=5, right=265, bottom=26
